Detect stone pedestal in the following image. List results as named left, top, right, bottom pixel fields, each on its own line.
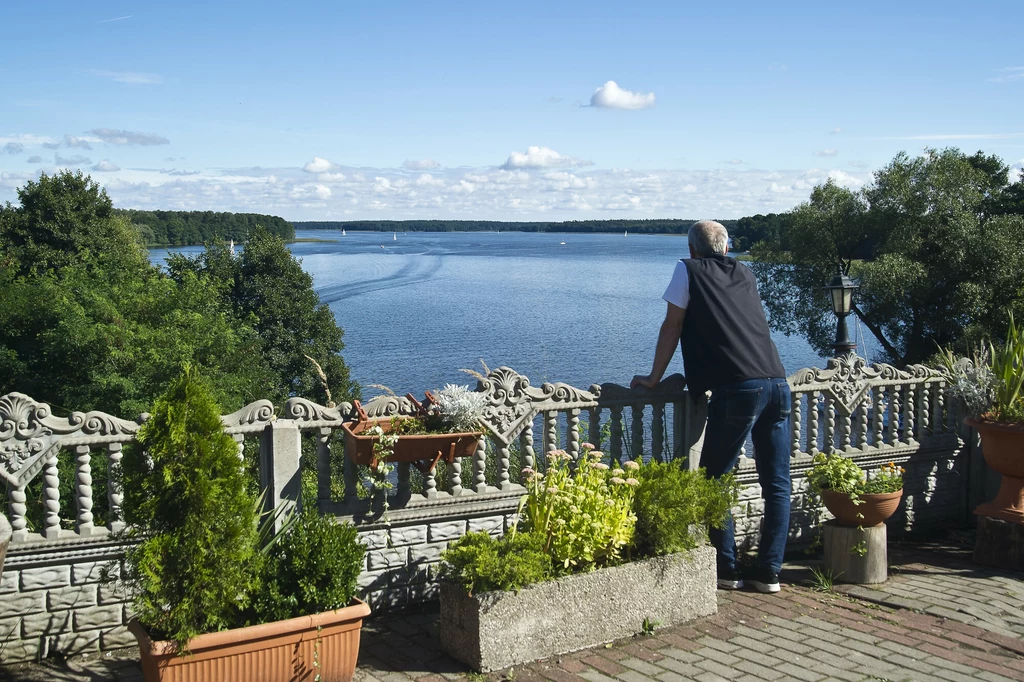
left=823, top=520, right=887, bottom=584
left=974, top=515, right=1024, bottom=571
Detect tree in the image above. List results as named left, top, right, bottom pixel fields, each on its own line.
left=167, top=227, right=358, bottom=406
left=752, top=149, right=1024, bottom=366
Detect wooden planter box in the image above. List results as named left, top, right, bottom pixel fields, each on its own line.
left=342, top=417, right=481, bottom=473
left=129, top=599, right=370, bottom=682
left=440, top=545, right=716, bottom=672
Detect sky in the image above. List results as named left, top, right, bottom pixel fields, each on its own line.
left=1, top=0, right=1022, bottom=221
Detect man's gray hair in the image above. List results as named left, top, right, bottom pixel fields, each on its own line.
left=687, top=220, right=729, bottom=257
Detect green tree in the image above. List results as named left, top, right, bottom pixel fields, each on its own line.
left=752, top=149, right=1024, bottom=365
left=167, top=227, right=358, bottom=406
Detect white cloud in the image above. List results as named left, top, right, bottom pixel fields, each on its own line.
left=502, top=146, right=590, bottom=170
left=827, top=170, right=865, bottom=188
left=92, top=160, right=120, bottom=172
left=89, top=128, right=169, bottom=145
left=588, top=80, right=655, bottom=110
left=830, top=127, right=844, bottom=135
left=26, top=155, right=43, bottom=164
left=64, top=134, right=93, bottom=150
left=988, top=66, right=1024, bottom=83
left=314, top=184, right=331, bottom=199
left=402, top=159, right=440, bottom=170
left=871, top=132, right=1024, bottom=141
left=54, top=153, right=91, bottom=166
left=725, top=159, right=743, bottom=165
left=813, top=149, right=839, bottom=157
left=415, top=173, right=445, bottom=187
left=90, top=69, right=162, bottom=85
left=3, top=142, right=24, bottom=154
left=303, top=156, right=340, bottom=173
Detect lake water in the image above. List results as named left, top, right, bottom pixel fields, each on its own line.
left=151, top=230, right=851, bottom=396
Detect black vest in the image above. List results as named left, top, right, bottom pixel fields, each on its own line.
left=680, top=255, right=786, bottom=394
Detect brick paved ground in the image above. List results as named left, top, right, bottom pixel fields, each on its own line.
left=2, top=540, right=1021, bottom=682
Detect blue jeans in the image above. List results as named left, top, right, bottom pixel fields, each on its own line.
left=701, top=377, right=792, bottom=575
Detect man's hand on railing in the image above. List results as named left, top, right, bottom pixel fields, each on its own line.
left=630, top=374, right=659, bottom=390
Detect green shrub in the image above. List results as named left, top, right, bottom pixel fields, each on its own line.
left=120, top=366, right=258, bottom=651
left=632, top=462, right=738, bottom=557
left=246, top=508, right=366, bottom=624
left=438, top=531, right=553, bottom=595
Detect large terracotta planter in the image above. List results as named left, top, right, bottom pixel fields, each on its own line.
left=129, top=599, right=370, bottom=682
left=0, top=513, right=10, bottom=575
left=821, top=489, right=903, bottom=527
left=968, top=418, right=1024, bottom=524
left=342, top=417, right=481, bottom=473
left=441, top=545, right=717, bottom=672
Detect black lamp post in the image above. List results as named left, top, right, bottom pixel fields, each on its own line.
left=825, top=272, right=858, bottom=355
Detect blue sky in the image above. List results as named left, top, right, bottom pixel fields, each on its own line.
left=1, top=0, right=1022, bottom=220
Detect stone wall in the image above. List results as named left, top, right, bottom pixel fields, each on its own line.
left=0, top=507, right=517, bottom=663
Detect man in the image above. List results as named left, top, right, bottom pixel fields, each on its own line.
left=631, top=220, right=791, bottom=594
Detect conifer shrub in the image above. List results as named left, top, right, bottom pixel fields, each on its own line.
left=120, top=366, right=258, bottom=651
left=632, top=462, right=738, bottom=557
left=246, top=508, right=366, bottom=624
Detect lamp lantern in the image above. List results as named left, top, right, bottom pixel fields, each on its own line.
left=825, top=272, right=859, bottom=355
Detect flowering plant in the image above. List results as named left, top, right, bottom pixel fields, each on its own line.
left=517, top=443, right=637, bottom=571
left=807, top=452, right=904, bottom=496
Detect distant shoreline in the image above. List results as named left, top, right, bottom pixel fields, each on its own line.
left=290, top=219, right=728, bottom=235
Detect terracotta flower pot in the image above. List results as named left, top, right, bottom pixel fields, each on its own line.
left=129, top=599, right=370, bottom=682
left=821, top=489, right=903, bottom=528
left=967, top=418, right=1024, bottom=524
left=342, top=417, right=481, bottom=473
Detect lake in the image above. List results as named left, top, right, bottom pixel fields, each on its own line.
left=152, top=230, right=860, bottom=397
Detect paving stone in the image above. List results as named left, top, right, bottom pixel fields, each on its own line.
left=614, top=671, right=653, bottom=682
left=772, top=662, right=824, bottom=682
left=692, top=658, right=741, bottom=680
left=618, top=658, right=664, bottom=676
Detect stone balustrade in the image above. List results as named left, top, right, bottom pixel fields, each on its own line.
left=0, top=355, right=983, bottom=663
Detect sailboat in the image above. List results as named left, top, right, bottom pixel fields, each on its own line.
left=393, top=232, right=397, bottom=241
left=341, top=228, right=346, bottom=236
left=624, top=230, right=628, bottom=238
left=229, top=239, right=235, bottom=256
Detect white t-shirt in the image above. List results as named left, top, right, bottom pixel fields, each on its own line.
left=662, top=260, right=690, bottom=309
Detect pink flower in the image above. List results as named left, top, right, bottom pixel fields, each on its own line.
left=623, top=460, right=640, bottom=470
left=582, top=442, right=595, bottom=450
left=590, top=462, right=610, bottom=471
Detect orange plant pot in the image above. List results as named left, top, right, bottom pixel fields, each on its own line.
left=129, top=600, right=370, bottom=682
left=342, top=417, right=481, bottom=474
left=967, top=418, right=1024, bottom=524
left=821, top=489, right=903, bottom=528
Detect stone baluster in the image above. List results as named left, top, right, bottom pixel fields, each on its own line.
left=652, top=403, right=664, bottom=463
left=544, top=411, right=558, bottom=454
left=316, top=427, right=332, bottom=512
left=630, top=404, right=644, bottom=461
left=424, top=463, right=437, bottom=498
left=839, top=402, right=852, bottom=452
left=448, top=454, right=463, bottom=496
left=74, top=445, right=94, bottom=537
left=232, top=434, right=245, bottom=461
left=871, top=387, right=884, bottom=448
left=857, top=396, right=870, bottom=450
left=790, top=392, right=801, bottom=456
left=887, top=385, right=900, bottom=445
left=567, top=409, right=581, bottom=462
left=498, top=441, right=512, bottom=491
left=106, top=442, right=124, bottom=533
left=933, top=381, right=945, bottom=434
left=474, top=435, right=488, bottom=493
left=919, top=383, right=930, bottom=439
left=807, top=391, right=819, bottom=454
left=609, top=405, right=624, bottom=463
left=43, top=449, right=61, bottom=539
left=519, top=426, right=535, bottom=486
left=588, top=408, right=601, bottom=449
left=904, top=386, right=916, bottom=443
left=9, top=484, right=28, bottom=541
left=823, top=394, right=835, bottom=454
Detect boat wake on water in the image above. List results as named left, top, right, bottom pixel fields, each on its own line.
left=316, top=255, right=443, bottom=303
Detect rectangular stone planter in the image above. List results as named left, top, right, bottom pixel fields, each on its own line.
left=440, top=544, right=716, bottom=672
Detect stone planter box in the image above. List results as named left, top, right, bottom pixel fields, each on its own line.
left=440, top=544, right=716, bottom=672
